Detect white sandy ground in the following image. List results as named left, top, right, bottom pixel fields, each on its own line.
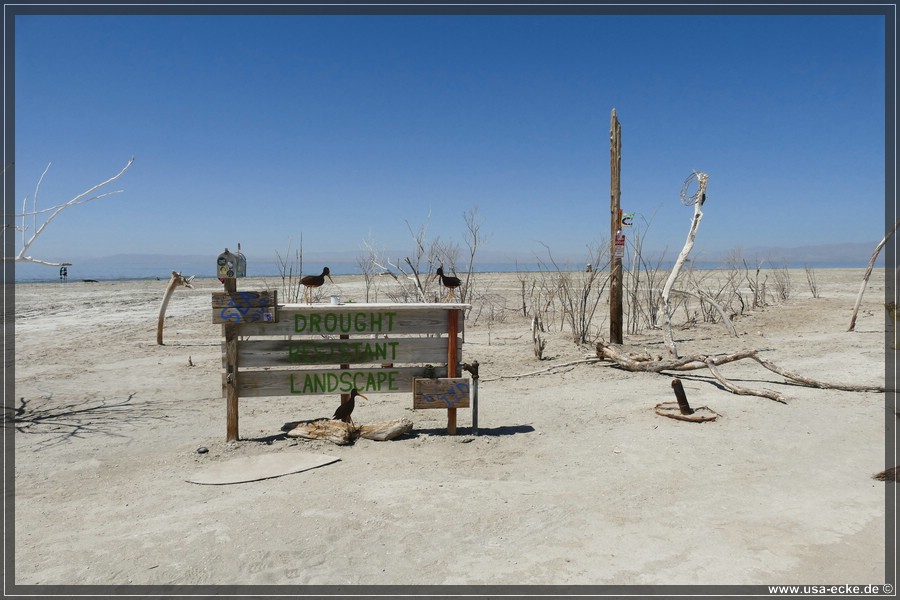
left=9, top=268, right=895, bottom=588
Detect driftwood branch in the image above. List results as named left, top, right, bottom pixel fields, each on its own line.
left=848, top=218, right=899, bottom=331
left=596, top=341, right=884, bottom=402
left=16, top=156, right=135, bottom=266
left=704, top=358, right=786, bottom=403
left=481, top=358, right=602, bottom=382
left=749, top=355, right=885, bottom=392
left=156, top=271, right=195, bottom=345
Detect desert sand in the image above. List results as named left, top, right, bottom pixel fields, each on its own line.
left=10, top=268, right=893, bottom=590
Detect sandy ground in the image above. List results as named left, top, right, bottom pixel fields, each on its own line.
left=9, top=268, right=894, bottom=589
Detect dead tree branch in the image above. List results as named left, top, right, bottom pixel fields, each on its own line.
left=481, top=358, right=602, bottom=382
left=595, top=341, right=883, bottom=402
left=669, top=288, right=738, bottom=337
left=15, top=156, right=135, bottom=266
left=848, top=217, right=899, bottom=331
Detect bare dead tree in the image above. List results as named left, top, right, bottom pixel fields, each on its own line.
left=535, top=242, right=610, bottom=345
left=365, top=218, right=436, bottom=302
left=358, top=232, right=380, bottom=302
left=661, top=171, right=709, bottom=356
left=458, top=206, right=487, bottom=305
left=364, top=210, right=484, bottom=305
left=13, top=157, right=135, bottom=266
left=804, top=264, right=820, bottom=299
left=274, top=234, right=304, bottom=303
left=771, top=260, right=792, bottom=301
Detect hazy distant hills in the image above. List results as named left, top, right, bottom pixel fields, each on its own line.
left=35, top=241, right=888, bottom=275
left=695, top=242, right=886, bottom=268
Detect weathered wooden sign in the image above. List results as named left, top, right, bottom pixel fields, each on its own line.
left=212, top=290, right=277, bottom=324
left=237, top=366, right=451, bottom=396
left=413, top=378, right=471, bottom=409
left=215, top=297, right=470, bottom=441
left=235, top=337, right=450, bottom=367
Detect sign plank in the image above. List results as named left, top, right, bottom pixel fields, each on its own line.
left=212, top=290, right=277, bottom=324
left=231, top=366, right=454, bottom=397
left=233, top=336, right=461, bottom=367
left=413, top=378, right=471, bottom=409
left=233, top=307, right=463, bottom=337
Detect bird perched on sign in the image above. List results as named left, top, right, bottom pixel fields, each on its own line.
left=301, top=267, right=334, bottom=304
left=333, top=388, right=367, bottom=426
left=434, top=266, right=461, bottom=302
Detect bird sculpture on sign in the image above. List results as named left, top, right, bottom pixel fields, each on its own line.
left=301, top=267, right=334, bottom=304
left=434, top=266, right=461, bottom=302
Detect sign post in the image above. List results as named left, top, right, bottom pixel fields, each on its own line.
left=609, top=109, right=624, bottom=344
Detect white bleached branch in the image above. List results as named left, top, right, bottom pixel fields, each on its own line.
left=13, top=156, right=135, bottom=266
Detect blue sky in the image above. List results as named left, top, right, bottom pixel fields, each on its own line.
left=10, top=8, right=890, bottom=270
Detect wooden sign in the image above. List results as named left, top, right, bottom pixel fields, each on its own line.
left=232, top=305, right=462, bottom=337
left=214, top=300, right=471, bottom=440
left=212, top=290, right=277, bottom=324
left=232, top=365, right=452, bottom=397
left=413, top=378, right=471, bottom=409
left=231, top=337, right=458, bottom=368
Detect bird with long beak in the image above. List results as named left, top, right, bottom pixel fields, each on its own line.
left=333, top=388, right=367, bottom=426
left=301, top=267, right=334, bottom=304
left=434, top=266, right=461, bottom=302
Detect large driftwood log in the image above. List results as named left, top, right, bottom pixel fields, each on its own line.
left=359, top=418, right=414, bottom=441
left=284, top=418, right=354, bottom=445
left=284, top=418, right=413, bottom=445
left=596, top=341, right=884, bottom=402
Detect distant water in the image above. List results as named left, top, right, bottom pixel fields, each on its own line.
left=9, top=256, right=879, bottom=283
left=9, top=260, right=536, bottom=283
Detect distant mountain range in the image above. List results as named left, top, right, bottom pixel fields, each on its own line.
left=48, top=241, right=889, bottom=272
left=694, top=242, right=886, bottom=267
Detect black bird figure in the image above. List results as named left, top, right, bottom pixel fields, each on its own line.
left=301, top=267, right=334, bottom=304
left=434, top=266, right=461, bottom=302
left=333, top=388, right=367, bottom=426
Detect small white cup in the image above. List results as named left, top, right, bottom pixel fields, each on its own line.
left=330, top=295, right=341, bottom=305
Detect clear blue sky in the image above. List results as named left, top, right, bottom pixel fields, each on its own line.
left=12, top=9, right=889, bottom=268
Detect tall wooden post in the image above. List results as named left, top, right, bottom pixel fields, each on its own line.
left=223, top=277, right=239, bottom=441
left=609, top=109, right=623, bottom=344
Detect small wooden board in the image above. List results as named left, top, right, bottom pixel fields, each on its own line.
left=212, top=290, right=278, bottom=324
left=413, top=378, right=471, bottom=409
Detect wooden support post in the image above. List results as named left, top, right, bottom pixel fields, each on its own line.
left=463, top=360, right=479, bottom=436
left=671, top=378, right=694, bottom=415
left=340, top=333, right=350, bottom=408
left=447, top=309, right=460, bottom=435
left=223, top=278, right=239, bottom=441
left=609, top=108, right=623, bottom=344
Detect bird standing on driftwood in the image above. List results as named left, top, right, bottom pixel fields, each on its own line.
left=301, top=267, right=334, bottom=304
left=434, top=266, right=461, bottom=302
left=333, top=388, right=367, bottom=426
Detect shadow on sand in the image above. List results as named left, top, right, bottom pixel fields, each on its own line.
left=411, top=424, right=535, bottom=438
